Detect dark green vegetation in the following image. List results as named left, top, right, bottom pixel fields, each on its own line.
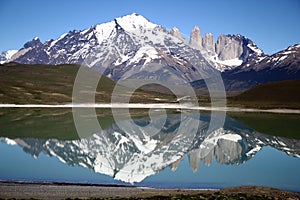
left=229, top=112, right=300, bottom=139
left=228, top=79, right=300, bottom=109
left=0, top=62, right=176, bottom=104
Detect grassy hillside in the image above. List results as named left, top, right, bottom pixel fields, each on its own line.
left=0, top=62, right=175, bottom=104
left=228, top=79, right=300, bottom=109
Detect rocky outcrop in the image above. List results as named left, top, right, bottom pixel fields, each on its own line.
left=189, top=26, right=202, bottom=49
left=186, top=25, right=264, bottom=71
left=215, top=34, right=244, bottom=60
left=170, top=27, right=185, bottom=42
left=202, top=33, right=215, bottom=54
left=23, top=37, right=42, bottom=49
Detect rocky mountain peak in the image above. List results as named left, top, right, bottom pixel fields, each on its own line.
left=202, top=33, right=215, bottom=54
left=189, top=25, right=202, bottom=49
left=215, top=34, right=243, bottom=60
left=23, top=37, right=42, bottom=49
left=216, top=34, right=265, bottom=61
left=170, top=27, right=185, bottom=42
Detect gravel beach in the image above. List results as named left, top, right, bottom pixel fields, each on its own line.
left=0, top=181, right=299, bottom=199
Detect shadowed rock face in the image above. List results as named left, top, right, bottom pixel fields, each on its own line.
left=1, top=113, right=299, bottom=183
left=202, top=33, right=215, bottom=55
left=215, top=35, right=244, bottom=61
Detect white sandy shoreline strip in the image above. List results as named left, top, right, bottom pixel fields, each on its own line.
left=0, top=104, right=300, bottom=114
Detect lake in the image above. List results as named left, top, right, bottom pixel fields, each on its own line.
left=0, top=107, right=299, bottom=191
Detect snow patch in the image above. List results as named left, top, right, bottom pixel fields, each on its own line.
left=278, top=55, right=288, bottom=62
left=1, top=138, right=17, bottom=145
left=247, top=44, right=263, bottom=55
left=204, top=128, right=242, bottom=145
left=215, top=58, right=243, bottom=67
left=129, top=46, right=159, bottom=66
left=246, top=146, right=262, bottom=157
left=218, top=133, right=242, bottom=142
left=116, top=13, right=157, bottom=32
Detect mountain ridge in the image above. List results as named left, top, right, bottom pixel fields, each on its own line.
left=1, top=13, right=261, bottom=73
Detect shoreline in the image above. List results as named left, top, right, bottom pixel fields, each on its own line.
left=0, top=180, right=299, bottom=200
left=0, top=103, right=300, bottom=114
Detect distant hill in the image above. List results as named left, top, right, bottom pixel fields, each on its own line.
left=229, top=79, right=300, bottom=108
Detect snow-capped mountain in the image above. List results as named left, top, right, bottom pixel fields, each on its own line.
left=1, top=113, right=299, bottom=183
left=1, top=13, right=264, bottom=83
left=0, top=50, right=17, bottom=64
left=1, top=13, right=298, bottom=91
left=5, top=13, right=216, bottom=84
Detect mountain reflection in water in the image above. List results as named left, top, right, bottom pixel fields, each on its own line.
left=1, top=112, right=300, bottom=184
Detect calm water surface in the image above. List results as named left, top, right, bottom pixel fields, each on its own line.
left=0, top=108, right=299, bottom=191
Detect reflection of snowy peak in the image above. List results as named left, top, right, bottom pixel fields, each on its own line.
left=1, top=114, right=299, bottom=183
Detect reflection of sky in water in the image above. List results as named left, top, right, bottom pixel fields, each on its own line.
left=0, top=111, right=300, bottom=191
left=144, top=147, right=300, bottom=191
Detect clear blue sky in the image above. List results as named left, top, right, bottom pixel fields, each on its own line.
left=0, top=0, right=299, bottom=54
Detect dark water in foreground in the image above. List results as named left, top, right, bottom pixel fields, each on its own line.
left=0, top=108, right=299, bottom=191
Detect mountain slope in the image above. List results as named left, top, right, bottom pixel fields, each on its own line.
left=223, top=44, right=300, bottom=91
left=0, top=50, right=17, bottom=64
